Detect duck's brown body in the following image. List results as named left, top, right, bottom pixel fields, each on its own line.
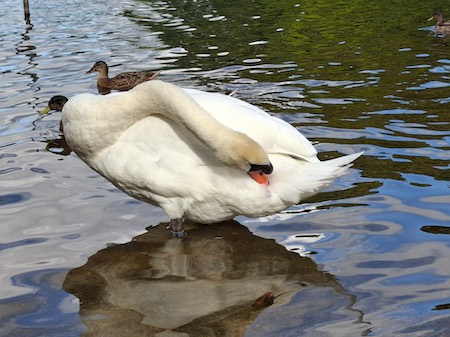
left=87, top=61, right=160, bottom=91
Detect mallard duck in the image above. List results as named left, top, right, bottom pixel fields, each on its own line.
left=39, top=95, right=68, bottom=132
left=61, top=80, right=363, bottom=237
left=428, top=12, right=450, bottom=35
left=39, top=96, right=72, bottom=155
left=40, top=95, right=68, bottom=115
left=86, top=61, right=160, bottom=91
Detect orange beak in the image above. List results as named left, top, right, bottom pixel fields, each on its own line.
left=248, top=171, right=269, bottom=186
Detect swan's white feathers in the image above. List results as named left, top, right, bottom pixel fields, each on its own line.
left=184, top=88, right=318, bottom=162
left=62, top=80, right=362, bottom=223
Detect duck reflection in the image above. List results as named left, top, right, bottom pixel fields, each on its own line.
left=44, top=136, right=72, bottom=156
left=33, top=120, right=72, bottom=156
left=63, top=221, right=362, bottom=337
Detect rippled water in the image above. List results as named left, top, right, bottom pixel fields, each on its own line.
left=1, top=0, right=449, bottom=336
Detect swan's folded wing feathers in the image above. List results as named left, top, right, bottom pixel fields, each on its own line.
left=184, top=88, right=318, bottom=161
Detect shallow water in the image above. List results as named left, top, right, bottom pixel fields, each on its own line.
left=1, top=0, right=449, bottom=336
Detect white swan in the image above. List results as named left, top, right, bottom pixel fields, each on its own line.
left=61, top=80, right=362, bottom=236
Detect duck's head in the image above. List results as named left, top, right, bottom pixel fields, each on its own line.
left=39, top=95, right=69, bottom=115
left=86, top=61, right=108, bottom=75
left=428, top=12, right=444, bottom=23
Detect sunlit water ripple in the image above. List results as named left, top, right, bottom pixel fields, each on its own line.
left=1, top=0, right=449, bottom=336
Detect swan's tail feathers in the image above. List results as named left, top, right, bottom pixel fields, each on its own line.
left=322, top=151, right=364, bottom=170
left=275, top=151, right=363, bottom=204
left=302, top=151, right=363, bottom=199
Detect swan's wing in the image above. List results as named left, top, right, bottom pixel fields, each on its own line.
left=92, top=115, right=271, bottom=220
left=184, top=88, right=318, bottom=162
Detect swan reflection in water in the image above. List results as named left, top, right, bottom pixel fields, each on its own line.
left=63, top=221, right=371, bottom=337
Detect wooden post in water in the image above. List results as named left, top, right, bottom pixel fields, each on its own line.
left=23, top=0, right=30, bottom=23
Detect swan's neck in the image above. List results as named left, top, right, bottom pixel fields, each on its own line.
left=125, top=81, right=269, bottom=171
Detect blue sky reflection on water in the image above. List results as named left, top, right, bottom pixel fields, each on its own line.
left=1, top=0, right=450, bottom=336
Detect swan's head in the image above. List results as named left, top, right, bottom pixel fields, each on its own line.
left=219, top=132, right=273, bottom=186
left=248, top=161, right=273, bottom=186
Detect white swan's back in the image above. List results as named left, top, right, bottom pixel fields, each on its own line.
left=184, top=88, right=319, bottom=162
left=62, top=80, right=362, bottom=234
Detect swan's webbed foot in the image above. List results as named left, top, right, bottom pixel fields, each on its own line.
left=167, top=218, right=185, bottom=238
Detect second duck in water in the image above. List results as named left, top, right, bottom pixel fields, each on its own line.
left=428, top=11, right=450, bottom=35
left=86, top=61, right=160, bottom=92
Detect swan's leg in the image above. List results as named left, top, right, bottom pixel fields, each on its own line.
left=168, top=218, right=185, bottom=238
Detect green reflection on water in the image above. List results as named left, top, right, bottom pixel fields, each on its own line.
left=124, top=0, right=450, bottom=183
